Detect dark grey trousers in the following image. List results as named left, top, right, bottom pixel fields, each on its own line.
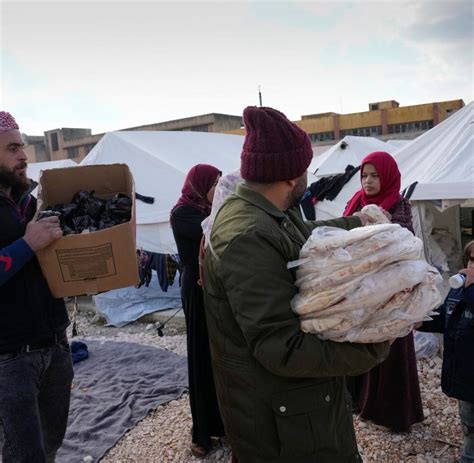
left=0, top=342, right=73, bottom=463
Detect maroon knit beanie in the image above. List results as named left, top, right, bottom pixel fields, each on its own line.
left=240, top=106, right=313, bottom=182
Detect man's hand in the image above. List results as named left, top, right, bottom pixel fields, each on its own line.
left=23, top=217, right=63, bottom=252
left=458, top=267, right=474, bottom=287
left=352, top=212, right=376, bottom=226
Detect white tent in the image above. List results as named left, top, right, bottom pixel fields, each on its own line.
left=395, top=102, right=474, bottom=275
left=385, top=139, right=412, bottom=150
left=399, top=102, right=474, bottom=201
left=81, top=131, right=243, bottom=254
left=311, top=144, right=333, bottom=158
left=28, top=159, right=78, bottom=183
left=309, top=136, right=388, bottom=177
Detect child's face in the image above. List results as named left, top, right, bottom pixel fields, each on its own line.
left=467, top=250, right=474, bottom=270
left=361, top=163, right=381, bottom=196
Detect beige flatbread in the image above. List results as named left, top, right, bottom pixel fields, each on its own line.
left=296, top=239, right=422, bottom=292
left=310, top=269, right=442, bottom=343
left=299, top=223, right=397, bottom=257
left=291, top=218, right=441, bottom=343
left=361, top=204, right=391, bottom=224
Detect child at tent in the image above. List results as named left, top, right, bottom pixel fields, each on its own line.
left=419, top=241, right=474, bottom=462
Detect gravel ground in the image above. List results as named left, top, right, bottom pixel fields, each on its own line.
left=68, top=303, right=463, bottom=463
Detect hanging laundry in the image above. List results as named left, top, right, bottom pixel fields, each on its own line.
left=166, top=254, right=180, bottom=286
left=300, top=165, right=360, bottom=220
left=135, top=250, right=180, bottom=292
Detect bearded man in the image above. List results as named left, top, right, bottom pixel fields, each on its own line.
left=203, top=106, right=391, bottom=463
left=0, top=111, right=73, bottom=463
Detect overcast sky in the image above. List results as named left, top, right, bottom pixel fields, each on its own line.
left=1, top=0, right=472, bottom=135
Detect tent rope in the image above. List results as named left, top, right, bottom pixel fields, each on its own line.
left=156, top=307, right=183, bottom=337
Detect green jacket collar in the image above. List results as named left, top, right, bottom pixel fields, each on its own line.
left=235, top=183, right=286, bottom=220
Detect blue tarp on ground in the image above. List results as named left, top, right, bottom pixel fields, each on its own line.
left=93, top=275, right=182, bottom=327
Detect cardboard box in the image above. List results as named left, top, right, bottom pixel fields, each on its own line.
left=36, top=164, right=139, bottom=298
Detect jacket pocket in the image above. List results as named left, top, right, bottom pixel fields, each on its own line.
left=271, top=383, right=331, bottom=457
left=271, top=380, right=357, bottom=458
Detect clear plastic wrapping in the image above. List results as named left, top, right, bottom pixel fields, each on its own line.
left=289, top=205, right=442, bottom=343
left=202, top=169, right=242, bottom=246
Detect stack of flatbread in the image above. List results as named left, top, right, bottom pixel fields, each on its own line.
left=289, top=205, right=442, bottom=342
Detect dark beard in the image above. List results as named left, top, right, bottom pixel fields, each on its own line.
left=0, top=164, right=29, bottom=191
left=286, top=177, right=307, bottom=209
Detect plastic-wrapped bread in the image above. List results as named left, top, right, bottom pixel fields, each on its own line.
left=289, top=204, right=442, bottom=343
left=295, top=236, right=423, bottom=293
left=361, top=204, right=391, bottom=224
left=298, top=223, right=396, bottom=258
left=335, top=269, right=442, bottom=343
left=299, top=260, right=430, bottom=333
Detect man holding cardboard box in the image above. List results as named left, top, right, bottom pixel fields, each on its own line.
left=0, top=111, right=73, bottom=463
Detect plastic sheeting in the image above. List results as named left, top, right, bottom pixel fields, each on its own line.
left=411, top=202, right=463, bottom=275
left=93, top=272, right=182, bottom=327
left=309, top=136, right=388, bottom=177
left=202, top=169, right=242, bottom=245
left=414, top=331, right=442, bottom=359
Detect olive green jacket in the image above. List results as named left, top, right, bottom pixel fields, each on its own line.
left=203, top=184, right=389, bottom=463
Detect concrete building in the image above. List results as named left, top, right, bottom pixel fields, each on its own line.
left=226, top=99, right=465, bottom=147
left=24, top=99, right=465, bottom=163
left=25, top=113, right=243, bottom=163
left=24, top=135, right=49, bottom=163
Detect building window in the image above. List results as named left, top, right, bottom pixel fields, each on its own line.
left=50, top=133, right=59, bottom=151
left=388, top=120, right=433, bottom=134
left=188, top=124, right=209, bottom=132
left=370, top=104, right=379, bottom=111
left=340, top=126, right=381, bottom=137
left=84, top=144, right=96, bottom=155
left=310, top=131, right=335, bottom=142
left=67, top=147, right=79, bottom=159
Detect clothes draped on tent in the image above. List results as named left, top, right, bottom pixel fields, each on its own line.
left=135, top=192, right=155, bottom=204
left=136, top=250, right=180, bottom=292
left=301, top=165, right=360, bottom=220
left=80, top=131, right=243, bottom=254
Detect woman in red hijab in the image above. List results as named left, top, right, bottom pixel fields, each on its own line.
left=344, top=151, right=424, bottom=432
left=170, top=164, right=224, bottom=457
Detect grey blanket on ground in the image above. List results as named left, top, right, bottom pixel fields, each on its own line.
left=56, top=340, right=188, bottom=463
